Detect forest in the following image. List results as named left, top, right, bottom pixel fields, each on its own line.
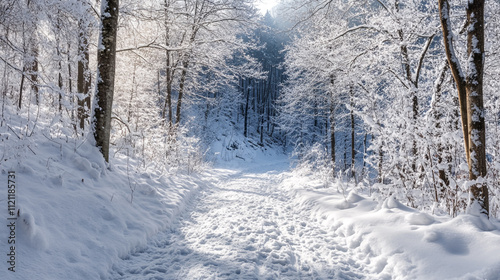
left=2, top=1, right=500, bottom=221
left=3, top=0, right=500, bottom=279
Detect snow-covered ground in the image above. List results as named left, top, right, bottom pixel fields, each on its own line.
left=282, top=170, right=500, bottom=279
left=108, top=153, right=500, bottom=280
left=109, top=154, right=367, bottom=279
left=0, top=127, right=205, bottom=280
left=2, top=131, right=500, bottom=279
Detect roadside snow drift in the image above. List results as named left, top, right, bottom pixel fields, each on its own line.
left=283, top=171, right=500, bottom=280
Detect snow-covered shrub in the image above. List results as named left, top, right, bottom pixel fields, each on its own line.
left=292, top=142, right=332, bottom=184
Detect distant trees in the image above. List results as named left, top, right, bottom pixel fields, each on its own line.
left=237, top=11, right=287, bottom=145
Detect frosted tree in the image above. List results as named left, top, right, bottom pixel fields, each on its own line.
left=108, top=0, right=261, bottom=170
left=277, top=0, right=473, bottom=213
left=277, top=3, right=361, bottom=178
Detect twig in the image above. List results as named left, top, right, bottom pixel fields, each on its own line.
left=7, top=125, right=36, bottom=155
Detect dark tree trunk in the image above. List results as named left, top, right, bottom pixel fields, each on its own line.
left=175, top=59, right=188, bottom=125
left=465, top=0, right=488, bottom=215
left=439, top=0, right=470, bottom=165
left=165, top=51, right=173, bottom=126
left=344, top=134, right=347, bottom=171
left=434, top=62, right=450, bottom=189
left=330, top=111, right=335, bottom=176
left=29, top=44, right=39, bottom=105
left=77, top=21, right=91, bottom=130
left=378, top=141, right=383, bottom=184
left=244, top=82, right=250, bottom=138
left=350, top=86, right=355, bottom=179
left=18, top=66, right=25, bottom=109
left=411, top=93, right=418, bottom=173
left=58, top=58, right=63, bottom=111
left=94, top=0, right=119, bottom=162
left=329, top=75, right=336, bottom=177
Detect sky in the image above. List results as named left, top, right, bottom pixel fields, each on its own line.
left=255, top=0, right=279, bottom=14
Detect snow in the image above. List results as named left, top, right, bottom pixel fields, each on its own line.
left=0, top=126, right=203, bottom=279
left=2, top=128, right=500, bottom=279
left=283, top=170, right=500, bottom=279
left=109, top=153, right=371, bottom=279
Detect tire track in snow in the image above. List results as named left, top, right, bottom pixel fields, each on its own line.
left=109, top=159, right=367, bottom=279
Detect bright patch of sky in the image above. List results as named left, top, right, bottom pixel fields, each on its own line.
left=255, top=0, right=279, bottom=15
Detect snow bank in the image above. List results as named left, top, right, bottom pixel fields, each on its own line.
left=0, top=133, right=203, bottom=279
left=282, top=172, right=500, bottom=279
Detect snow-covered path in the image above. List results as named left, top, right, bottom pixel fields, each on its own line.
left=109, top=158, right=366, bottom=280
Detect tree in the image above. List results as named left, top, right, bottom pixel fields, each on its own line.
left=438, top=0, right=488, bottom=216
left=278, top=0, right=467, bottom=213
left=94, top=0, right=119, bottom=162
left=77, top=16, right=91, bottom=131
left=108, top=0, right=261, bottom=170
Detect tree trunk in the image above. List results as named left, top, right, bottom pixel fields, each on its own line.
left=29, top=44, right=39, bottom=105
left=77, top=21, right=91, bottom=131
left=350, top=86, right=355, bottom=179
left=344, top=134, right=347, bottom=171
left=18, top=66, right=25, bottom=109
left=362, top=133, right=368, bottom=177
left=175, top=59, right=189, bottom=125
left=465, top=0, right=488, bottom=215
left=94, top=0, right=119, bottom=162
left=244, top=82, right=250, bottom=138
left=164, top=51, right=173, bottom=126
left=434, top=62, right=450, bottom=189
left=377, top=119, right=383, bottom=184
left=438, top=0, right=470, bottom=165
left=439, top=0, right=488, bottom=216
left=330, top=108, right=335, bottom=177
left=411, top=93, right=418, bottom=173
left=162, top=1, right=173, bottom=127
left=378, top=140, right=383, bottom=184
left=58, top=58, right=63, bottom=111
left=329, top=75, right=336, bottom=177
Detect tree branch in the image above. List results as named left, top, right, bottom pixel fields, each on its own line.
left=386, top=68, right=409, bottom=89
left=414, top=34, right=435, bottom=87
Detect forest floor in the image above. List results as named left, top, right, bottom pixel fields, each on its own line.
left=109, top=155, right=368, bottom=280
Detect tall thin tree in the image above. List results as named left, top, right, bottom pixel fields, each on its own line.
left=94, top=0, right=119, bottom=162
